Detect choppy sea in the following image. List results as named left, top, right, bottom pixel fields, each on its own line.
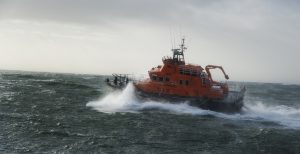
left=0, top=70, right=300, bottom=153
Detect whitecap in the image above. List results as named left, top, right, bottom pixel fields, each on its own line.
left=87, top=83, right=300, bottom=129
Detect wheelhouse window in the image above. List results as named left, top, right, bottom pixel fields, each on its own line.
left=179, top=80, right=183, bottom=85
left=152, top=75, right=170, bottom=83
left=184, top=69, right=190, bottom=75
left=151, top=76, right=157, bottom=81
left=179, top=66, right=201, bottom=77
left=179, top=68, right=184, bottom=74
left=185, top=80, right=189, bottom=85
left=165, top=77, right=170, bottom=82
left=158, top=77, right=163, bottom=82
left=179, top=80, right=189, bottom=85
left=191, top=70, right=198, bottom=76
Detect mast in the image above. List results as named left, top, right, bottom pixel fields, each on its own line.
left=172, top=38, right=186, bottom=64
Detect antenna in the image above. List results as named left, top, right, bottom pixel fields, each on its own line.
left=181, top=37, right=187, bottom=52
left=171, top=37, right=186, bottom=64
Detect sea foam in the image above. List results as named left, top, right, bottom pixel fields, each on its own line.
left=87, top=83, right=300, bottom=129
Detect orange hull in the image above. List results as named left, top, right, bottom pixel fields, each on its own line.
left=106, top=38, right=245, bottom=112
left=134, top=38, right=231, bottom=100
left=134, top=63, right=228, bottom=100
left=133, top=87, right=245, bottom=113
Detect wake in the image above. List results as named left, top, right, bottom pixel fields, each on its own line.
left=86, top=83, right=300, bottom=129
left=86, top=83, right=215, bottom=115
left=242, top=101, right=300, bottom=128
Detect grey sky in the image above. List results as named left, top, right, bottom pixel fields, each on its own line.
left=0, top=0, right=299, bottom=84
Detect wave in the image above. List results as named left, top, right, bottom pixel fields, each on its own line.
left=86, top=84, right=215, bottom=115
left=242, top=101, right=300, bottom=128
left=86, top=83, right=300, bottom=129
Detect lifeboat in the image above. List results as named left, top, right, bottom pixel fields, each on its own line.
left=106, top=38, right=246, bottom=113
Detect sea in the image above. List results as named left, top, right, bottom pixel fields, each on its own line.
left=0, top=70, right=300, bottom=154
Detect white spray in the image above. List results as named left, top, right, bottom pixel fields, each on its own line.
left=87, top=83, right=300, bottom=129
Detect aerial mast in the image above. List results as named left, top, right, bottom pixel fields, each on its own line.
left=172, top=38, right=186, bottom=64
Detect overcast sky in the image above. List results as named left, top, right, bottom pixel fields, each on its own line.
left=0, top=0, right=299, bottom=84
